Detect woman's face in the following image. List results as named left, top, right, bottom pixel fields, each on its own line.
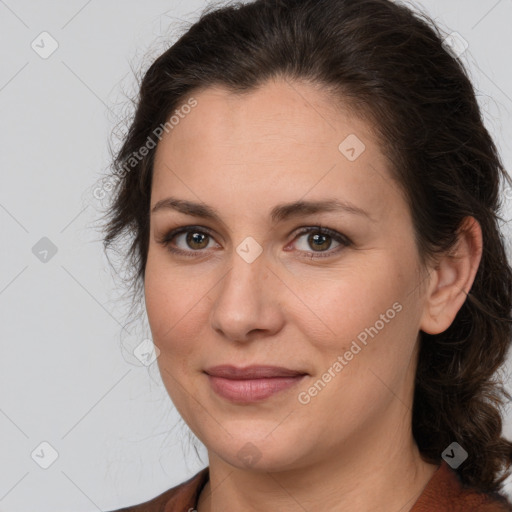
left=145, top=78, right=430, bottom=472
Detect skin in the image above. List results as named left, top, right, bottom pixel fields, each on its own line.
left=144, top=77, right=483, bottom=511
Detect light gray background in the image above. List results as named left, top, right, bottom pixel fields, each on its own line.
left=1, top=1, right=511, bottom=510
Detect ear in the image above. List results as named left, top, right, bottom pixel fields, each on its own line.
left=420, top=217, right=483, bottom=335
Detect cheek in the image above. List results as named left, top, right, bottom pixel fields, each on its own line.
left=332, top=295, right=419, bottom=393
left=294, top=261, right=422, bottom=408
left=144, top=259, right=206, bottom=416
left=144, top=253, right=213, bottom=370
left=295, top=299, right=418, bottom=438
left=144, top=253, right=189, bottom=351
left=292, top=262, right=410, bottom=350
left=144, top=273, right=174, bottom=341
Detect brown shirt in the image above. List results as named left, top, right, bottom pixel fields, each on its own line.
left=109, top=461, right=512, bottom=511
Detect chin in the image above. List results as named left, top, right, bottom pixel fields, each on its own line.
left=205, top=429, right=310, bottom=473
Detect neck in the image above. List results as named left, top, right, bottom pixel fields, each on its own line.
left=197, top=423, right=439, bottom=512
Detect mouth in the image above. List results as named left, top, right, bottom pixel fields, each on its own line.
left=204, top=365, right=308, bottom=403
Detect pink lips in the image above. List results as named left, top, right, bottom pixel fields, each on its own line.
left=204, top=365, right=307, bottom=403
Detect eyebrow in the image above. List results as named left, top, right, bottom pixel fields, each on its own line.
left=151, top=197, right=375, bottom=224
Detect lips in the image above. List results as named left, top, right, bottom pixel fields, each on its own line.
left=204, top=365, right=308, bottom=403
left=204, top=365, right=307, bottom=379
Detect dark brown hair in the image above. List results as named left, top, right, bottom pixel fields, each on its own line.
left=99, top=0, right=512, bottom=497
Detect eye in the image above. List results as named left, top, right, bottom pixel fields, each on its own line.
left=157, top=225, right=352, bottom=259
left=158, top=226, right=219, bottom=257
left=290, top=226, right=352, bottom=259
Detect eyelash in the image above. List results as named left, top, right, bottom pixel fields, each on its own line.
left=157, top=225, right=352, bottom=259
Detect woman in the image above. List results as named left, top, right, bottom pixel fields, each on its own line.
left=102, top=0, right=512, bottom=510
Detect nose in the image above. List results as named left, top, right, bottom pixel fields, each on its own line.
left=209, top=249, right=285, bottom=343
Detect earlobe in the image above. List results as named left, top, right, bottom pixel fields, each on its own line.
left=420, top=217, right=483, bottom=335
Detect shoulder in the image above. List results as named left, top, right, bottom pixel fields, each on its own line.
left=106, top=467, right=209, bottom=512
left=411, top=461, right=512, bottom=512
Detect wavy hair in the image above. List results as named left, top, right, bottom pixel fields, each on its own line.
left=99, top=0, right=512, bottom=495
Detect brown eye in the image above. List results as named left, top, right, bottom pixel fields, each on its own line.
left=307, top=232, right=332, bottom=251
left=184, top=231, right=210, bottom=250
left=292, top=227, right=352, bottom=258
left=159, top=225, right=351, bottom=259
left=158, top=226, right=219, bottom=256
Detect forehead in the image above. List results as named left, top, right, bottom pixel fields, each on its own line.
left=151, top=78, right=399, bottom=223
left=161, top=79, right=367, bottom=156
